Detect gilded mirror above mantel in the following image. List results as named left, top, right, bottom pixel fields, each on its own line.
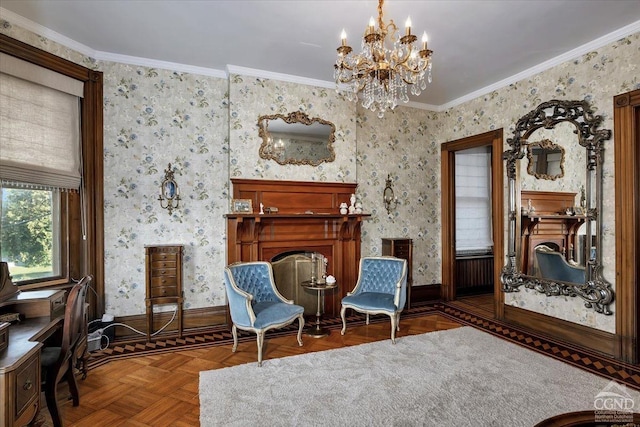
left=501, top=99, right=614, bottom=315
left=258, top=111, right=336, bottom=166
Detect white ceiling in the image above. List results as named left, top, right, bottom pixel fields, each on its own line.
left=2, top=1, right=639, bottom=110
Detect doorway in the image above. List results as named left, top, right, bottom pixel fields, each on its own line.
left=441, top=130, right=504, bottom=319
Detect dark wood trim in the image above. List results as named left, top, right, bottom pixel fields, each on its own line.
left=410, top=284, right=442, bottom=305
left=504, top=304, right=617, bottom=357
left=614, top=88, right=640, bottom=363
left=0, top=34, right=104, bottom=320
left=440, top=129, right=504, bottom=318
left=112, top=306, right=228, bottom=341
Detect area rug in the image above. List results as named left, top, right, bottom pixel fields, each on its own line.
left=199, top=327, right=640, bottom=426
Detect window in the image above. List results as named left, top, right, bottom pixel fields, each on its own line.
left=455, top=146, right=493, bottom=254
left=0, top=186, right=64, bottom=282
left=0, top=34, right=102, bottom=296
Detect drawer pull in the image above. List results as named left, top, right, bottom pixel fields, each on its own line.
left=23, top=379, right=33, bottom=390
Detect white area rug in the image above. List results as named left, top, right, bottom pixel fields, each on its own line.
left=199, top=327, right=639, bottom=426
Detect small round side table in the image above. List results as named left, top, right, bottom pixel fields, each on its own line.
left=301, top=280, right=337, bottom=338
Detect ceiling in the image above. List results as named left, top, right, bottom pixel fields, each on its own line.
left=1, top=1, right=639, bottom=109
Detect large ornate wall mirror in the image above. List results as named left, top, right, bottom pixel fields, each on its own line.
left=501, top=99, right=613, bottom=314
left=258, top=111, right=336, bottom=166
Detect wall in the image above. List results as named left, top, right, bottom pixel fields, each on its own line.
left=356, top=106, right=442, bottom=285
left=2, top=15, right=639, bottom=333
left=431, top=32, right=640, bottom=332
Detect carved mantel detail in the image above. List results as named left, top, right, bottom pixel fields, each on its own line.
left=226, top=179, right=369, bottom=317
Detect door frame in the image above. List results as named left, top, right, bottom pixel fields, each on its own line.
left=613, top=89, right=640, bottom=363
left=441, top=129, right=504, bottom=319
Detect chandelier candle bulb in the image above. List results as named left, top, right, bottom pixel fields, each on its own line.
left=334, top=0, right=434, bottom=117
left=341, top=29, right=347, bottom=46
left=422, top=32, right=428, bottom=50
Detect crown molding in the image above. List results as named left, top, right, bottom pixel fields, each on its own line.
left=226, top=65, right=335, bottom=90
left=0, top=7, right=96, bottom=58
left=438, top=19, right=640, bottom=112
left=2, top=7, right=638, bottom=112
left=97, top=51, right=227, bottom=78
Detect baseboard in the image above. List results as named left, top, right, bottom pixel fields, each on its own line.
left=110, top=305, right=228, bottom=341
left=503, top=304, right=617, bottom=357
left=411, top=284, right=442, bottom=306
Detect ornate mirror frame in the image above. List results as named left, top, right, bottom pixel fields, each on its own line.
left=258, top=111, right=336, bottom=166
left=501, top=99, right=614, bottom=314
left=526, top=138, right=565, bottom=181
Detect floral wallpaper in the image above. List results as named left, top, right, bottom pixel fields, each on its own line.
left=100, top=63, right=229, bottom=315
left=430, top=32, right=640, bottom=332
left=356, top=106, right=442, bottom=285
left=2, top=16, right=639, bottom=333
left=228, top=75, right=356, bottom=183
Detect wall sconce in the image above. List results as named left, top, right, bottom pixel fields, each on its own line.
left=383, top=173, right=398, bottom=214
left=158, top=163, right=180, bottom=215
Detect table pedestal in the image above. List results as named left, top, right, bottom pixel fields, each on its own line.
left=301, top=281, right=336, bottom=338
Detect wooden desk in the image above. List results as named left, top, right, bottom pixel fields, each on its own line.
left=0, top=289, right=65, bottom=427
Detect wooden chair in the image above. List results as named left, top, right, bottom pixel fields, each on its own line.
left=40, top=276, right=92, bottom=427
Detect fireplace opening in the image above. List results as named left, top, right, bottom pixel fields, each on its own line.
left=272, top=251, right=327, bottom=316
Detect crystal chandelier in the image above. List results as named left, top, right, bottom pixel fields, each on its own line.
left=334, top=0, right=433, bottom=118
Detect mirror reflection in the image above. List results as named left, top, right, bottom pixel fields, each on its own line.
left=502, top=99, right=613, bottom=315
left=526, top=139, right=565, bottom=180
left=258, top=111, right=336, bottom=166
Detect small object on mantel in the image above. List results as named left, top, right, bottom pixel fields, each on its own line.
left=259, top=203, right=264, bottom=215
left=264, top=207, right=279, bottom=214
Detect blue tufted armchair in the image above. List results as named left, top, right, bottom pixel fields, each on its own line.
left=340, top=256, right=408, bottom=343
left=224, top=261, right=305, bottom=366
left=535, top=246, right=586, bottom=283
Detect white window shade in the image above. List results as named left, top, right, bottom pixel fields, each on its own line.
left=0, top=72, right=82, bottom=190
left=455, top=146, right=493, bottom=253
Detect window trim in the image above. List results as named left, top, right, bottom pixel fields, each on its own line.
left=0, top=33, right=104, bottom=316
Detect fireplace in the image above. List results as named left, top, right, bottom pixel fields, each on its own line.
left=272, top=251, right=327, bottom=315
left=226, top=179, right=369, bottom=317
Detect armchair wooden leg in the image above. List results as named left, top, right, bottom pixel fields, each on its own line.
left=340, top=306, right=347, bottom=336
left=256, top=331, right=265, bottom=367
left=390, top=314, right=397, bottom=344
left=231, top=324, right=238, bottom=353
left=296, top=315, right=304, bottom=346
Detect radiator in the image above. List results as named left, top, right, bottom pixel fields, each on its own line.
left=455, top=255, right=494, bottom=291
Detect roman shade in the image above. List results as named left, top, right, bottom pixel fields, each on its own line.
left=0, top=53, right=84, bottom=191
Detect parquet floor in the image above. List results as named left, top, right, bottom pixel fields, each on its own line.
left=57, top=313, right=462, bottom=426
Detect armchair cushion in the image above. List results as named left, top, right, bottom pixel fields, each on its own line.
left=341, top=292, right=395, bottom=313
left=253, top=301, right=304, bottom=329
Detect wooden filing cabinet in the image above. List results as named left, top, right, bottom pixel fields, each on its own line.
left=382, top=238, right=413, bottom=309
left=145, top=245, right=184, bottom=340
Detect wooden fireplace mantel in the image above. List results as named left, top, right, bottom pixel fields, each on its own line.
left=226, top=179, right=370, bottom=317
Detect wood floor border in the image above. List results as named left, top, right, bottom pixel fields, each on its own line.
left=86, top=302, right=640, bottom=392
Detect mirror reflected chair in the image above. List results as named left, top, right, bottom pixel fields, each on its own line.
left=40, top=275, right=92, bottom=427
left=340, top=256, right=408, bottom=343
left=224, top=261, right=305, bottom=366
left=535, top=245, right=585, bottom=284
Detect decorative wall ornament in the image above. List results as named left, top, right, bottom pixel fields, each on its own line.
left=383, top=174, right=398, bottom=214
left=158, top=163, right=180, bottom=215
left=501, top=99, right=614, bottom=315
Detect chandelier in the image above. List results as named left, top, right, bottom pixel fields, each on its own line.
left=334, top=0, right=433, bottom=117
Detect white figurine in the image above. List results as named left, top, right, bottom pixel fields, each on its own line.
left=259, top=202, right=264, bottom=215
